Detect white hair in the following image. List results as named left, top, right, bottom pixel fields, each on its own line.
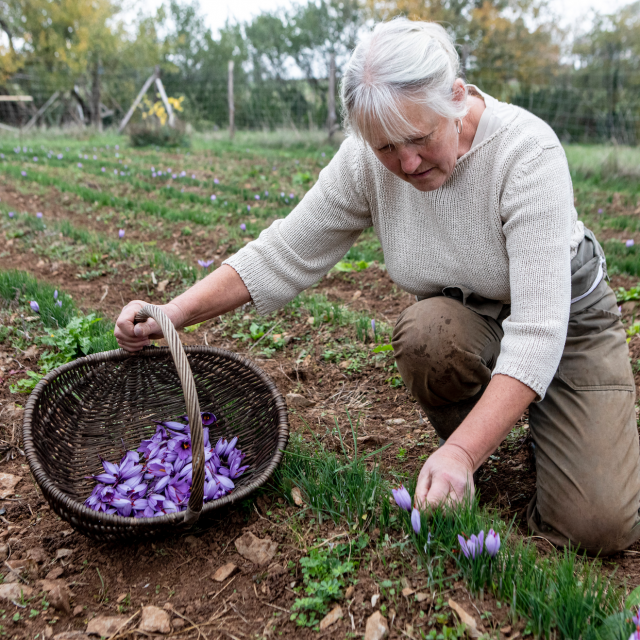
left=341, top=18, right=468, bottom=144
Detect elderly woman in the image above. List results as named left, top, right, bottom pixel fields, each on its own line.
left=115, top=18, right=640, bottom=555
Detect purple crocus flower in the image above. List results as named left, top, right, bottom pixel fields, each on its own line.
left=21, top=171, right=26, bottom=176
left=210, top=194, right=217, bottom=201
left=77, top=162, right=83, bottom=168
left=56, top=300, right=62, bottom=307
left=240, top=223, right=246, bottom=231
left=8, top=211, right=14, bottom=218
left=168, top=434, right=192, bottom=461
left=598, top=208, right=603, bottom=214
left=247, top=205, right=251, bottom=212
left=198, top=259, right=214, bottom=269
left=36, top=212, right=43, bottom=218
left=371, top=319, right=376, bottom=334
left=627, top=239, right=635, bottom=248
left=119, top=229, right=125, bottom=239
left=191, top=174, right=196, bottom=179
left=289, top=193, right=294, bottom=198
left=254, top=194, right=260, bottom=200
left=458, top=531, right=484, bottom=559
left=30, top=301, right=40, bottom=313
left=411, top=508, right=421, bottom=534
left=101, top=167, right=106, bottom=172
left=54, top=290, right=58, bottom=300
left=392, top=485, right=412, bottom=512
left=201, top=412, right=216, bottom=425
left=485, top=529, right=500, bottom=557
left=214, top=178, right=219, bottom=184
left=57, top=153, right=63, bottom=159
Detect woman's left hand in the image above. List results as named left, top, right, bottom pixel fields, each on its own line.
left=414, top=443, right=475, bottom=508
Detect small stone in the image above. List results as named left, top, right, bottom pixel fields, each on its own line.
left=0, top=473, right=21, bottom=498
left=56, top=549, right=73, bottom=560
left=46, top=566, right=64, bottom=580
left=286, top=393, right=315, bottom=408
left=365, top=611, right=389, bottom=640
left=402, top=587, right=415, bottom=597
left=7, top=558, right=38, bottom=579
left=116, top=594, right=128, bottom=604
left=162, top=602, right=173, bottom=611
left=48, top=584, right=71, bottom=615
left=73, top=604, right=84, bottom=617
left=86, top=616, right=128, bottom=637
left=501, top=626, right=512, bottom=634
left=26, top=547, right=49, bottom=563
left=0, top=583, right=33, bottom=600
left=371, top=594, right=380, bottom=607
left=156, top=279, right=169, bottom=293
left=172, top=618, right=185, bottom=630
left=0, top=544, right=8, bottom=561
left=183, top=535, right=199, bottom=547
left=235, top=532, right=278, bottom=565
left=385, top=418, right=406, bottom=426
left=44, top=626, right=53, bottom=639
left=212, top=563, right=237, bottom=582
left=345, top=586, right=355, bottom=599
left=139, top=605, right=171, bottom=634
left=319, top=606, right=343, bottom=630
left=415, top=592, right=429, bottom=602
left=291, top=487, right=304, bottom=506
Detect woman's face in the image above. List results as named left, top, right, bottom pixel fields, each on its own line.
left=369, top=99, right=460, bottom=193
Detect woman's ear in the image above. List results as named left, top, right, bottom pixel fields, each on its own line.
left=452, top=78, right=466, bottom=105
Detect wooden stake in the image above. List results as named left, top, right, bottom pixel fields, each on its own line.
left=228, top=60, right=235, bottom=140
left=23, top=91, right=60, bottom=131
left=155, top=77, right=175, bottom=128
left=118, top=66, right=160, bottom=133
left=328, top=53, right=337, bottom=140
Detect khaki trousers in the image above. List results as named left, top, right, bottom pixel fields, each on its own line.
left=392, top=281, right=640, bottom=555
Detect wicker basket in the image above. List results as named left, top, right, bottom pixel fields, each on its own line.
left=22, top=304, right=289, bottom=541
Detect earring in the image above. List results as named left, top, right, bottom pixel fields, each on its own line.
left=456, top=120, right=462, bottom=135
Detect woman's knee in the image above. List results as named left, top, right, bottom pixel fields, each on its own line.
left=392, top=297, right=497, bottom=406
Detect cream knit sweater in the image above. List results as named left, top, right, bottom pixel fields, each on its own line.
left=224, top=101, right=585, bottom=400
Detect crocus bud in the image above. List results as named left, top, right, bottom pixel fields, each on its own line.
left=391, top=485, right=412, bottom=512
left=30, top=301, right=40, bottom=313
left=240, top=223, right=246, bottom=231
left=485, top=529, right=500, bottom=557
left=411, top=507, right=421, bottom=534
left=119, top=229, right=125, bottom=239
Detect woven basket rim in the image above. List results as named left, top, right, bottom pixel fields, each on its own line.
left=22, top=345, right=289, bottom=531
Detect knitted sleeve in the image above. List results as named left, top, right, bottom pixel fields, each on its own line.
left=222, top=138, right=372, bottom=315
left=492, top=143, right=573, bottom=400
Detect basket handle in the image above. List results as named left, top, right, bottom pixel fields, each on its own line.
left=134, top=304, right=205, bottom=526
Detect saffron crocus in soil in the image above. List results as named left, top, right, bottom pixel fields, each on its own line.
left=458, top=531, right=484, bottom=559
left=30, top=301, right=39, bottom=313
left=371, top=319, right=376, bottom=335
left=485, top=529, right=500, bottom=557
left=240, top=223, right=247, bottom=231
left=36, top=212, right=42, bottom=218
left=627, top=239, right=635, bottom=247
left=8, top=212, right=14, bottom=218
left=198, top=259, right=214, bottom=269
left=119, top=229, right=125, bottom=239
left=411, top=508, right=421, bottom=534
left=392, top=485, right=412, bottom=512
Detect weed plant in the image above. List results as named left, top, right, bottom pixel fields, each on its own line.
left=274, top=418, right=393, bottom=532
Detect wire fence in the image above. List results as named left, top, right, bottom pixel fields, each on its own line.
left=2, top=67, right=640, bottom=145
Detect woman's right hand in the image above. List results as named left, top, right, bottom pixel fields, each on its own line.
left=114, top=300, right=185, bottom=352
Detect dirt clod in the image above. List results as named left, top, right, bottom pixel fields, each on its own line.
left=139, top=605, right=171, bottom=634
left=0, top=472, right=21, bottom=498
left=46, top=566, right=65, bottom=580
left=86, top=615, right=128, bottom=637
left=286, top=393, right=315, bottom=408
left=212, top=562, right=238, bottom=582
left=319, top=605, right=343, bottom=630
left=365, top=611, right=389, bottom=640
left=48, top=584, right=72, bottom=615
left=235, top=531, right=278, bottom=565
left=0, top=583, right=33, bottom=600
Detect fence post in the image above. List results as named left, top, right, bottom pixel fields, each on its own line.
left=228, top=60, right=235, bottom=140
left=328, top=53, right=337, bottom=140
left=118, top=66, right=160, bottom=133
